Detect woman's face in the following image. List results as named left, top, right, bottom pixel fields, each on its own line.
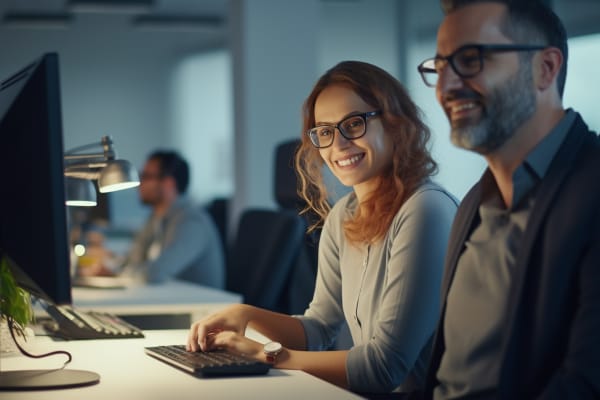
left=314, top=84, right=394, bottom=198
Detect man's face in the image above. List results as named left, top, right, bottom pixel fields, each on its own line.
left=138, top=158, right=165, bottom=206
left=435, top=2, right=537, bottom=155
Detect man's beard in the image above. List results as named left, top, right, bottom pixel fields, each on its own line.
left=450, top=64, right=536, bottom=155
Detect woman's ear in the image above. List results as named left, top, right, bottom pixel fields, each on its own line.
left=534, top=47, right=563, bottom=93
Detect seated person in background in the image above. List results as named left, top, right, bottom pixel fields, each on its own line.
left=187, top=61, right=458, bottom=395
left=80, top=150, right=225, bottom=289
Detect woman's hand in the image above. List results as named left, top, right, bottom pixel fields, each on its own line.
left=187, top=304, right=255, bottom=352
left=202, top=330, right=264, bottom=360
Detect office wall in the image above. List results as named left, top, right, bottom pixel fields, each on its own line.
left=0, top=13, right=225, bottom=229
left=563, top=33, right=600, bottom=132
left=169, top=50, right=233, bottom=205
left=229, top=0, right=319, bottom=220
left=1, top=1, right=599, bottom=231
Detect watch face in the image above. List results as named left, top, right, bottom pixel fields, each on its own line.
left=264, top=341, right=282, bottom=354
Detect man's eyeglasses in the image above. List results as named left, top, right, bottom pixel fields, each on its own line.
left=140, top=172, right=164, bottom=181
left=306, top=110, right=382, bottom=149
left=417, top=43, right=547, bottom=87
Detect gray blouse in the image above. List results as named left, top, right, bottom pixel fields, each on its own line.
left=296, top=181, right=457, bottom=393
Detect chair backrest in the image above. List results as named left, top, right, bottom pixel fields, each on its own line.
left=226, top=208, right=306, bottom=312
left=205, top=197, right=229, bottom=256
left=272, top=139, right=320, bottom=314
left=274, top=139, right=303, bottom=210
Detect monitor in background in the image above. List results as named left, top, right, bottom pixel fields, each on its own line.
left=0, top=52, right=144, bottom=340
left=0, top=52, right=72, bottom=306
left=0, top=53, right=107, bottom=390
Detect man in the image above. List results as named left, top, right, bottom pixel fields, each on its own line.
left=120, top=150, right=225, bottom=288
left=416, top=0, right=600, bottom=398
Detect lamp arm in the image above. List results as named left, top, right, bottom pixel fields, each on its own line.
left=64, top=142, right=102, bottom=155
left=64, top=136, right=116, bottom=159
left=64, top=160, right=108, bottom=179
left=64, top=170, right=101, bottom=180
left=64, top=152, right=112, bottom=162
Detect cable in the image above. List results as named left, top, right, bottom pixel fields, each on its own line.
left=8, top=318, right=72, bottom=367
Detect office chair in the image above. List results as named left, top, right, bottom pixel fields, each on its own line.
left=226, top=208, right=306, bottom=312
left=226, top=139, right=317, bottom=314
left=274, top=139, right=352, bottom=349
left=273, top=139, right=319, bottom=315
left=205, top=197, right=229, bottom=259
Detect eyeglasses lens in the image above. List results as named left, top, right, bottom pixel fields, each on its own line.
left=309, top=115, right=366, bottom=148
left=453, top=46, right=482, bottom=78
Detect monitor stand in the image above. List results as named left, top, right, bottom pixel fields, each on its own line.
left=0, top=369, right=100, bottom=390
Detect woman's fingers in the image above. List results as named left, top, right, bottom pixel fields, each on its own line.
left=187, top=317, right=226, bottom=352
left=208, top=331, right=263, bottom=359
left=186, top=305, right=251, bottom=352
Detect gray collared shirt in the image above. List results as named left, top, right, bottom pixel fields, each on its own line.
left=122, top=197, right=225, bottom=289
left=434, top=110, right=576, bottom=399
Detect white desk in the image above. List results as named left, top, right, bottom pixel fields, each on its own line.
left=0, top=330, right=363, bottom=399
left=71, top=280, right=242, bottom=326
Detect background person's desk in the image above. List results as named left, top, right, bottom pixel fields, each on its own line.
left=71, top=280, right=242, bottom=329
left=0, top=329, right=363, bottom=399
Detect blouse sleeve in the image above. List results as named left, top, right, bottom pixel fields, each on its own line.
left=346, top=187, right=457, bottom=392
left=294, top=200, right=348, bottom=350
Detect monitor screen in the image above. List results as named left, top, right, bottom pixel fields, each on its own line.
left=0, top=53, right=72, bottom=305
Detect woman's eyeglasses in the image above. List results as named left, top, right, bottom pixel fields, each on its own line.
left=306, top=110, right=382, bottom=149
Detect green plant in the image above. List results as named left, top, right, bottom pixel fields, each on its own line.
left=0, top=255, right=33, bottom=339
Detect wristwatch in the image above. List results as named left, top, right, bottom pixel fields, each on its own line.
left=263, top=341, right=283, bottom=364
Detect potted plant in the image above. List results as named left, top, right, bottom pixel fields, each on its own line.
left=0, top=255, right=33, bottom=351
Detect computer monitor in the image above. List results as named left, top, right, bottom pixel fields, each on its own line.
left=0, top=52, right=72, bottom=306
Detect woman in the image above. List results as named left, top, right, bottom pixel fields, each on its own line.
left=187, top=61, right=457, bottom=394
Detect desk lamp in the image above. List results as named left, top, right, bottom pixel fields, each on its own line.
left=64, top=135, right=140, bottom=206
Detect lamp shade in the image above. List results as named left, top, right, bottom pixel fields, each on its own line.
left=65, top=177, right=97, bottom=206
left=98, top=159, right=140, bottom=193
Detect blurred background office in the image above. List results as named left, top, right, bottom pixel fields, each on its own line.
left=1, top=0, right=598, bottom=249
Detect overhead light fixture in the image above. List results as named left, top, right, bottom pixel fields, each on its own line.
left=2, top=12, right=73, bottom=29
left=68, top=0, right=153, bottom=14
left=132, top=15, right=223, bottom=32
left=64, top=136, right=139, bottom=206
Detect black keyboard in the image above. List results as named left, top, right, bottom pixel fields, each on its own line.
left=145, top=345, right=271, bottom=376
left=44, top=304, right=145, bottom=340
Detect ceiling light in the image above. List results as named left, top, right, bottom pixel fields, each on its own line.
left=68, top=0, right=153, bottom=14
left=132, top=15, right=223, bottom=32
left=2, top=12, right=72, bottom=29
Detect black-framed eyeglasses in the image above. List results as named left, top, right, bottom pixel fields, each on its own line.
left=417, top=43, right=547, bottom=87
left=306, top=110, right=382, bottom=149
left=140, top=172, right=164, bottom=181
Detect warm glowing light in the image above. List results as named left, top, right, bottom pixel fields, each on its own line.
left=65, top=199, right=97, bottom=207
left=99, top=181, right=140, bottom=193
left=74, top=244, right=86, bottom=257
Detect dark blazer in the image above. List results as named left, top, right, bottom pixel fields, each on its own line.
left=424, top=114, right=600, bottom=399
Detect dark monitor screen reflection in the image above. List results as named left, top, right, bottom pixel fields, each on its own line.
left=0, top=52, right=72, bottom=306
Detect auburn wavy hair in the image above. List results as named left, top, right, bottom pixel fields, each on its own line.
left=295, top=61, right=438, bottom=245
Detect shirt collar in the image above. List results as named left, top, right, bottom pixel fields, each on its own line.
left=152, top=196, right=188, bottom=221
left=523, top=108, right=576, bottom=180
left=481, top=109, right=576, bottom=209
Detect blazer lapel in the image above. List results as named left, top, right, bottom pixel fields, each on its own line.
left=498, top=115, right=590, bottom=389
left=440, top=184, right=482, bottom=299
left=425, top=182, right=482, bottom=395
